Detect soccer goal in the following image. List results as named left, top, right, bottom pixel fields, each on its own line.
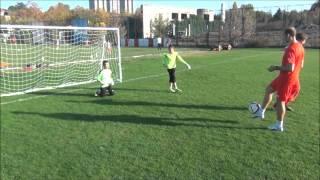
left=0, top=25, right=122, bottom=97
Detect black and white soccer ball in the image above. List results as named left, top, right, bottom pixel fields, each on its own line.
left=248, top=102, right=261, bottom=114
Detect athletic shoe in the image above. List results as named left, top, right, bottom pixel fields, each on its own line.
left=175, top=88, right=182, bottom=92
left=268, top=123, right=284, bottom=132
left=94, top=93, right=98, bottom=97
left=253, top=105, right=264, bottom=120
left=169, top=88, right=176, bottom=93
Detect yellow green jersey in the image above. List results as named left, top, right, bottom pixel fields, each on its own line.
left=163, top=52, right=187, bottom=69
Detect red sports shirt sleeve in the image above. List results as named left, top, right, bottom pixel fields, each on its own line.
left=284, top=46, right=296, bottom=65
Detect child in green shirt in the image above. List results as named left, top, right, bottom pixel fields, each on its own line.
left=95, top=60, right=115, bottom=97
left=163, top=45, right=191, bottom=92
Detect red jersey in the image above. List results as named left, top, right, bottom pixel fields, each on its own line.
left=280, top=42, right=305, bottom=82
left=271, top=41, right=305, bottom=104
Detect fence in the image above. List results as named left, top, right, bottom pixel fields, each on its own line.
left=170, top=3, right=319, bottom=48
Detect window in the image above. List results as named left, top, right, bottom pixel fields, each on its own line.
left=181, top=14, right=187, bottom=20
left=204, top=14, right=209, bottom=21
left=172, top=13, right=178, bottom=20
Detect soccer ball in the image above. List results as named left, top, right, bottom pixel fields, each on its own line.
left=248, top=102, right=260, bottom=114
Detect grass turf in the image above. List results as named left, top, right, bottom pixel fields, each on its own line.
left=1, top=48, right=319, bottom=179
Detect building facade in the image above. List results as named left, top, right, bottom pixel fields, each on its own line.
left=89, top=0, right=133, bottom=14
left=141, top=4, right=214, bottom=38
left=0, top=9, right=10, bottom=22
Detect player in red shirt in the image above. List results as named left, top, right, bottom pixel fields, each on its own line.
left=254, top=27, right=305, bottom=132
left=273, top=32, right=308, bottom=111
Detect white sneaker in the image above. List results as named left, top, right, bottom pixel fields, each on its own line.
left=169, top=88, right=176, bottom=93
left=175, top=88, right=182, bottom=92
left=253, top=105, right=264, bottom=120
left=268, top=123, right=284, bottom=132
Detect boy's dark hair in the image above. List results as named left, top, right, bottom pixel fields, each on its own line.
left=284, top=27, right=296, bottom=37
left=102, top=60, right=109, bottom=67
left=296, top=32, right=308, bottom=41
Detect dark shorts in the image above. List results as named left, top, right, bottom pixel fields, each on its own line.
left=157, top=43, right=161, bottom=48
left=97, top=85, right=114, bottom=96
left=167, top=68, right=176, bottom=83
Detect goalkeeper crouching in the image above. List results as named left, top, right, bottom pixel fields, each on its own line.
left=95, top=60, right=115, bottom=97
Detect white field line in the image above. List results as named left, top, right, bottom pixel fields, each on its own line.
left=131, top=54, right=154, bottom=58
left=122, top=49, right=210, bottom=60
left=1, top=51, right=277, bottom=105
left=0, top=88, right=82, bottom=105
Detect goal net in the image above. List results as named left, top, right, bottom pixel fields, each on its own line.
left=0, top=25, right=122, bottom=97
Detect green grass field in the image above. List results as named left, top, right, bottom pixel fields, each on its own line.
left=1, top=48, right=319, bottom=179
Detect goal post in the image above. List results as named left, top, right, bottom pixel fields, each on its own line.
left=0, top=25, right=122, bottom=97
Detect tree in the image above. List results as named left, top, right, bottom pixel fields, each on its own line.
left=241, top=4, right=254, bottom=10
left=28, top=3, right=44, bottom=22
left=44, top=3, right=72, bottom=25
left=92, top=10, right=110, bottom=26
left=8, top=2, right=27, bottom=11
left=7, top=2, right=44, bottom=24
left=272, top=8, right=283, bottom=21
left=256, top=11, right=272, bottom=23
left=287, top=10, right=300, bottom=26
left=308, top=0, right=320, bottom=25
left=151, top=14, right=169, bottom=37
left=310, top=0, right=320, bottom=11
left=227, top=3, right=241, bottom=41
left=232, top=2, right=238, bottom=9
left=72, top=6, right=92, bottom=19
left=71, top=6, right=111, bottom=27
left=241, top=4, right=256, bottom=37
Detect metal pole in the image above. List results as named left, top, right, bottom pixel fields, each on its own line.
left=116, top=28, right=122, bottom=82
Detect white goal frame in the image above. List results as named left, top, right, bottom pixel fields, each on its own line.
left=0, top=25, right=122, bottom=97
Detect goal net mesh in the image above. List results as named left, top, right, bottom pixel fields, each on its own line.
left=0, top=25, right=122, bottom=97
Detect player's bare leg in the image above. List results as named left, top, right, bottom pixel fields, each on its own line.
left=268, top=99, right=285, bottom=131
left=254, top=86, right=274, bottom=119
left=276, top=100, right=286, bottom=122
left=169, top=83, right=175, bottom=92
left=174, top=83, right=182, bottom=92
left=262, top=86, right=274, bottom=111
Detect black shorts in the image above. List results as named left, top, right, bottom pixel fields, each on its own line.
left=97, top=85, right=114, bottom=96
left=157, top=43, right=161, bottom=48
left=167, top=68, right=176, bottom=83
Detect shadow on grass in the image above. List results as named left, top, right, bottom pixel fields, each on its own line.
left=114, top=87, right=168, bottom=93
left=13, top=111, right=266, bottom=130
left=28, top=87, right=167, bottom=97
left=67, top=99, right=247, bottom=111
left=29, top=91, right=93, bottom=97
